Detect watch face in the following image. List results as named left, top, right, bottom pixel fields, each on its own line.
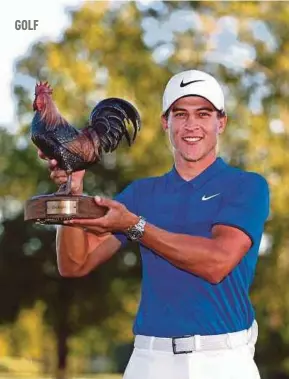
left=130, top=229, right=142, bottom=240
left=127, top=217, right=146, bottom=241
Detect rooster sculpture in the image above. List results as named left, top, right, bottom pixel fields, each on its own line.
left=31, top=82, right=141, bottom=195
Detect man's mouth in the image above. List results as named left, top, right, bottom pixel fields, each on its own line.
left=182, top=137, right=203, bottom=143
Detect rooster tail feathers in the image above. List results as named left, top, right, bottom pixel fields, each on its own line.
left=88, top=98, right=141, bottom=153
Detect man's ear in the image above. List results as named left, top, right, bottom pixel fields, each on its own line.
left=218, top=115, right=227, bottom=135
left=161, top=115, right=168, bottom=131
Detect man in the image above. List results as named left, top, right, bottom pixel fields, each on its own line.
left=41, top=70, right=270, bottom=379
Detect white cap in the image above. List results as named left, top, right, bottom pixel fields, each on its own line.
left=162, top=70, right=225, bottom=114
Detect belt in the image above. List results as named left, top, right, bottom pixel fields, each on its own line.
left=134, top=320, right=258, bottom=354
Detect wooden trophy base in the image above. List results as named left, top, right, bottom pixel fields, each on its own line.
left=24, top=194, right=107, bottom=225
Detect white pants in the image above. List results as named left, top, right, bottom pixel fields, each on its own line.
left=123, top=323, right=260, bottom=379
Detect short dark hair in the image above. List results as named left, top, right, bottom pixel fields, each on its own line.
left=217, top=110, right=226, bottom=118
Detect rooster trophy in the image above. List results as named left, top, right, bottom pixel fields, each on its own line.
left=24, top=81, right=141, bottom=224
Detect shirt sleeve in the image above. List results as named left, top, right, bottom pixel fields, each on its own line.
left=112, top=180, right=138, bottom=247
left=212, top=172, right=270, bottom=246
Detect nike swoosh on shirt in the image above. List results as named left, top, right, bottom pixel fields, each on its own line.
left=180, top=79, right=205, bottom=87
left=201, top=193, right=220, bottom=201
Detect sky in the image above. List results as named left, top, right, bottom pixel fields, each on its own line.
left=0, top=0, right=82, bottom=132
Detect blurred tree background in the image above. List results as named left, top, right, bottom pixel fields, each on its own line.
left=0, top=1, right=288, bottom=378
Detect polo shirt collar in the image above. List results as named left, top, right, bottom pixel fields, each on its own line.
left=166, top=157, right=227, bottom=191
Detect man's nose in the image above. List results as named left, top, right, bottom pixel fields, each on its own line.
left=184, top=121, right=200, bottom=130
left=184, top=115, right=200, bottom=129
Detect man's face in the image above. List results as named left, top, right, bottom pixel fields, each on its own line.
left=161, top=96, right=227, bottom=163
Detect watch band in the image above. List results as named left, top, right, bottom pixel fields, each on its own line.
left=126, top=216, right=146, bottom=241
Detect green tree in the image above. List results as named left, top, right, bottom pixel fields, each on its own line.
left=2, top=1, right=289, bottom=378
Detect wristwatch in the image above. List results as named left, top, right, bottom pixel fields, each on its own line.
left=126, top=216, right=146, bottom=241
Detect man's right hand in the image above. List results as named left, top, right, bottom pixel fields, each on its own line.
left=37, top=149, right=85, bottom=195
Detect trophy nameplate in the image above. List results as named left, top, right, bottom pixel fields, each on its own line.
left=24, top=194, right=107, bottom=225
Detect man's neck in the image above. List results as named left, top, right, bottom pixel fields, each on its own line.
left=174, top=154, right=217, bottom=181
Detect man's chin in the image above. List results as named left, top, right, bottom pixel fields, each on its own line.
left=183, top=155, right=202, bottom=163
left=181, top=147, right=216, bottom=163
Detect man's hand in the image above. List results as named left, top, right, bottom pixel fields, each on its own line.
left=63, top=196, right=139, bottom=234
left=38, top=149, right=85, bottom=195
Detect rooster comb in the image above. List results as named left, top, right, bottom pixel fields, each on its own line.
left=35, top=81, right=53, bottom=95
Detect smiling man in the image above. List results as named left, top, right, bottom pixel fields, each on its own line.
left=43, top=69, right=270, bottom=379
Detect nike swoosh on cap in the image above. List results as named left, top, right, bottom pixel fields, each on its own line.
left=180, top=79, right=205, bottom=88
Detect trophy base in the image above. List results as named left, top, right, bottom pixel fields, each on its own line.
left=24, top=194, right=107, bottom=225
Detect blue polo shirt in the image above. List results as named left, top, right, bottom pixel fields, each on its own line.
left=113, top=157, right=270, bottom=337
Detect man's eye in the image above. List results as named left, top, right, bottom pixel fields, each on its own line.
left=175, top=112, right=186, bottom=117
left=199, top=112, right=210, bottom=117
